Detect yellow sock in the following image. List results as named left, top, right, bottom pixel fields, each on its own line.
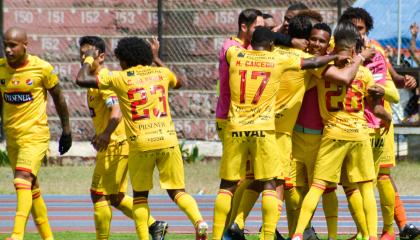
left=115, top=195, right=133, bottom=219
left=93, top=200, right=112, bottom=240
left=294, top=183, right=325, bottom=235
left=357, top=181, right=377, bottom=238
left=345, top=187, right=368, bottom=238
left=31, top=188, right=54, bottom=240
left=133, top=197, right=150, bottom=239
left=234, top=189, right=259, bottom=230
left=228, top=179, right=252, bottom=226
left=285, top=186, right=303, bottom=236
left=11, top=178, right=33, bottom=240
left=322, top=188, right=338, bottom=240
left=261, top=190, right=279, bottom=240
left=174, top=192, right=203, bottom=227
left=212, top=189, right=233, bottom=240
left=377, top=174, right=395, bottom=234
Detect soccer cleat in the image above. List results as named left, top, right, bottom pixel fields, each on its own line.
left=380, top=231, right=396, bottom=240
left=225, top=222, right=246, bottom=240
left=196, top=221, right=208, bottom=240
left=291, top=233, right=304, bottom=240
left=149, top=220, right=169, bottom=240
left=400, top=224, right=420, bottom=240
left=347, top=233, right=364, bottom=240
left=303, top=227, right=320, bottom=240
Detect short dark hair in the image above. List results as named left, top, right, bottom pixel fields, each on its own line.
left=238, top=8, right=263, bottom=32
left=251, top=26, right=274, bottom=48
left=262, top=13, right=273, bottom=19
left=296, top=10, right=323, bottom=23
left=288, top=15, right=312, bottom=39
left=113, top=37, right=152, bottom=68
left=79, top=36, right=106, bottom=54
left=333, top=21, right=361, bottom=51
left=287, top=2, right=309, bottom=12
left=339, top=7, right=374, bottom=33
left=312, top=22, right=331, bottom=36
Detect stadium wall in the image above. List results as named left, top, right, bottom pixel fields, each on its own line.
left=2, top=0, right=355, bottom=151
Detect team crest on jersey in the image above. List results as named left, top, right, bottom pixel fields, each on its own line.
left=11, top=79, right=20, bottom=85
left=237, top=52, right=245, bottom=58
left=0, top=79, right=5, bottom=85
left=26, top=79, right=33, bottom=85
left=3, top=92, right=33, bottom=104
left=127, top=71, right=134, bottom=76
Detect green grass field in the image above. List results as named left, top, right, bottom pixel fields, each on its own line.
left=1, top=160, right=420, bottom=195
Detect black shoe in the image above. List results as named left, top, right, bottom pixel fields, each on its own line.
left=400, top=224, right=420, bottom=240
left=149, top=221, right=168, bottom=240
left=303, top=227, right=320, bottom=240
left=226, top=223, right=246, bottom=240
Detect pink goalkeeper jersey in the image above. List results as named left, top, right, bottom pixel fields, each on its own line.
left=296, top=86, right=323, bottom=130
left=364, top=50, right=387, bottom=128
left=216, top=37, right=247, bottom=119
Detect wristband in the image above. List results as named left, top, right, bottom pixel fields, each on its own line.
left=84, top=56, right=95, bottom=66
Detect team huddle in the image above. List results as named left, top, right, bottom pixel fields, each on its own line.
left=1, top=2, right=419, bottom=240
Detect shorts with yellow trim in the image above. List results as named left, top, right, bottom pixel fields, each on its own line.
left=292, top=130, right=322, bottom=187
left=220, top=130, right=279, bottom=181
left=275, top=132, right=292, bottom=181
left=129, top=146, right=185, bottom=192
left=91, top=141, right=129, bottom=195
left=370, top=127, right=395, bottom=176
left=314, top=137, right=375, bottom=183
left=7, top=139, right=49, bottom=176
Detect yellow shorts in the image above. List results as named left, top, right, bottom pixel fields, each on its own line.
left=314, top=138, right=375, bottom=183
left=275, top=132, right=292, bottom=181
left=7, top=139, right=49, bottom=176
left=292, top=131, right=322, bottom=187
left=129, top=146, right=185, bottom=192
left=370, top=128, right=395, bottom=176
left=91, top=141, right=129, bottom=195
left=220, top=130, right=279, bottom=181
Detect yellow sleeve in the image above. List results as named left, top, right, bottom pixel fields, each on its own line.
left=167, top=68, right=178, bottom=88
left=364, top=68, right=375, bottom=89
left=382, top=78, right=400, bottom=104
left=307, top=64, right=329, bottom=79
left=97, top=70, right=119, bottom=90
left=42, top=63, right=59, bottom=89
left=225, top=46, right=238, bottom=65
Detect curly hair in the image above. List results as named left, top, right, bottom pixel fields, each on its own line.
left=339, top=7, right=374, bottom=33
left=287, top=2, right=309, bottom=12
left=288, top=15, right=312, bottom=39
left=79, top=36, right=106, bottom=54
left=296, top=10, right=323, bottom=23
left=113, top=37, right=152, bottom=68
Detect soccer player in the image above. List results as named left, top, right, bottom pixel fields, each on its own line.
left=78, top=36, right=168, bottom=240
left=291, top=21, right=392, bottom=240
left=1, top=27, right=72, bottom=240
left=339, top=8, right=419, bottom=240
left=76, top=37, right=208, bottom=240
left=263, top=13, right=276, bottom=30
left=279, top=2, right=309, bottom=34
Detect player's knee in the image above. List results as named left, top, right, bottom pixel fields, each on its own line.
left=248, top=180, right=263, bottom=192
left=167, top=189, right=184, bottom=201
left=90, top=191, right=107, bottom=203
left=109, top=193, right=125, bottom=207
left=14, top=170, right=34, bottom=183
left=377, top=173, right=391, bottom=181
left=259, top=179, right=276, bottom=191
left=324, top=186, right=337, bottom=194
left=219, top=179, right=238, bottom=193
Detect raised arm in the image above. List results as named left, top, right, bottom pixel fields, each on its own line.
left=301, top=54, right=338, bottom=69
left=76, top=49, right=100, bottom=88
left=48, top=84, right=72, bottom=155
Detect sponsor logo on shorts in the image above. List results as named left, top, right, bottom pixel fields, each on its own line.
left=3, top=92, right=33, bottom=104
left=231, top=131, right=266, bottom=137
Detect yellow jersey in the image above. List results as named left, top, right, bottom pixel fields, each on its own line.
left=317, top=65, right=374, bottom=141
left=0, top=55, right=58, bottom=142
left=272, top=46, right=323, bottom=135
left=97, top=65, right=179, bottom=151
left=87, top=68, right=126, bottom=145
left=225, top=46, right=302, bottom=131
